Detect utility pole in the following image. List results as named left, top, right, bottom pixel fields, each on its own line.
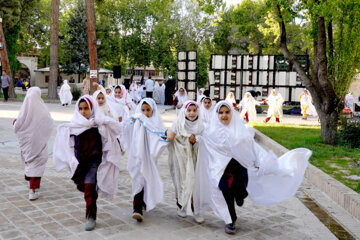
left=49, top=0, right=60, bottom=99
left=0, top=17, right=16, bottom=98
left=85, top=0, right=98, bottom=94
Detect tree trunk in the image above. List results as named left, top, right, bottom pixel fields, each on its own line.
left=85, top=0, right=98, bottom=95
left=275, top=4, right=338, bottom=145
left=49, top=0, right=60, bottom=99
left=0, top=21, right=16, bottom=98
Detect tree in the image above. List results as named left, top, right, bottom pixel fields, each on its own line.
left=62, top=0, right=89, bottom=83
left=49, top=0, right=60, bottom=99
left=270, top=0, right=360, bottom=144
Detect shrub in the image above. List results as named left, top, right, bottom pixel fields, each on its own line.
left=71, top=88, right=82, bottom=101
left=337, top=118, right=360, bottom=148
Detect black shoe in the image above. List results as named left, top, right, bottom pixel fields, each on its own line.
left=235, top=198, right=244, bottom=207
left=132, top=211, right=143, bottom=222
left=225, top=223, right=236, bottom=235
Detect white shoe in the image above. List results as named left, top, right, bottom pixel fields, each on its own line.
left=29, top=189, right=39, bottom=201
left=193, top=213, right=205, bottom=224
left=177, top=208, right=187, bottom=218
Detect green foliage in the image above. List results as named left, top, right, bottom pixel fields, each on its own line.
left=337, top=119, right=360, bottom=148
left=4, top=24, right=21, bottom=77
left=71, top=87, right=81, bottom=101
left=62, top=0, right=89, bottom=76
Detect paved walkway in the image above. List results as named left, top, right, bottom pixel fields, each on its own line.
left=0, top=101, right=336, bottom=240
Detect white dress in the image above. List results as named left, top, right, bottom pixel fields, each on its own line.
left=266, top=92, right=284, bottom=119
left=194, top=101, right=311, bottom=224
left=239, top=93, right=260, bottom=122
left=168, top=101, right=204, bottom=215
left=14, top=87, right=54, bottom=178
left=59, top=80, right=73, bottom=105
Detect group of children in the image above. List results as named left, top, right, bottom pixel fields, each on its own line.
left=14, top=86, right=311, bottom=235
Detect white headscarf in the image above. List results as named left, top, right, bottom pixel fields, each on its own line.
left=174, top=87, right=188, bottom=105
left=225, top=92, right=236, bottom=105
left=14, top=87, right=54, bottom=177
left=93, top=89, right=117, bottom=120
left=53, top=95, right=123, bottom=200
left=59, top=80, right=73, bottom=105
left=199, top=97, right=214, bottom=125
left=127, top=98, right=169, bottom=211
left=266, top=89, right=284, bottom=119
left=172, top=100, right=204, bottom=137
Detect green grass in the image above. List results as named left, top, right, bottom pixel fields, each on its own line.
left=251, top=123, right=360, bottom=193
left=0, top=93, right=58, bottom=101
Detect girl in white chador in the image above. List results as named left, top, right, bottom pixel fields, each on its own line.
left=107, top=85, right=136, bottom=121
left=264, top=89, right=284, bottom=123
left=299, top=89, right=317, bottom=120
left=194, top=101, right=311, bottom=235
left=199, top=97, right=214, bottom=126
left=93, top=89, right=118, bottom=120
left=59, top=80, right=73, bottom=106
left=225, top=92, right=239, bottom=111
left=129, top=81, right=141, bottom=103
left=238, top=92, right=261, bottom=123
left=345, top=92, right=355, bottom=112
left=53, top=96, right=123, bottom=231
left=174, top=87, right=188, bottom=115
left=153, top=81, right=162, bottom=104
left=126, top=98, right=176, bottom=222
left=13, top=87, right=54, bottom=201
left=168, top=101, right=205, bottom=223
left=159, top=80, right=166, bottom=105
left=197, top=88, right=206, bottom=104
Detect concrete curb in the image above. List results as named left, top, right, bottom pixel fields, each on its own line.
left=254, top=129, right=360, bottom=222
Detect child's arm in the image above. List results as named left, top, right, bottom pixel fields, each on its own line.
left=165, top=129, right=176, bottom=141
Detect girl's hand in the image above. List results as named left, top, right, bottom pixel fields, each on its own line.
left=119, top=117, right=123, bottom=122
left=166, top=130, right=176, bottom=141
left=189, top=134, right=196, bottom=144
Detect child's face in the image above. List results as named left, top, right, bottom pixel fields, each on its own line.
left=204, top=99, right=212, bottom=110
left=179, top=88, right=185, bottom=96
left=97, top=92, right=105, bottom=106
left=186, top=105, right=198, bottom=121
left=141, top=103, right=153, bottom=118
left=218, top=105, right=231, bottom=125
left=115, top=88, right=122, bottom=98
left=79, top=101, right=91, bottom=119
left=106, top=89, right=111, bottom=95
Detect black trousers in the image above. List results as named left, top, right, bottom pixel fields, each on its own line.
left=219, top=159, right=248, bottom=223
left=2, top=87, right=9, bottom=101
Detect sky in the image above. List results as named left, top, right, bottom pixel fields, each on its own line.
left=224, top=0, right=242, bottom=7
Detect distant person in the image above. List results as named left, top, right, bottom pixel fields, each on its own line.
left=145, top=76, right=154, bottom=98
left=159, top=80, right=166, bottom=105
left=59, top=80, right=73, bottom=106
left=16, top=79, right=27, bottom=91
left=264, top=89, right=284, bottom=123
left=344, top=92, right=355, bottom=113
left=238, top=92, right=261, bottom=123
left=82, top=73, right=91, bottom=95
left=165, top=76, right=176, bottom=105
left=13, top=87, right=53, bottom=200
left=153, top=81, right=162, bottom=104
left=299, top=89, right=317, bottom=120
left=1, top=70, right=11, bottom=102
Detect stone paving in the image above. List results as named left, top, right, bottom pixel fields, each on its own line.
left=0, top=101, right=337, bottom=240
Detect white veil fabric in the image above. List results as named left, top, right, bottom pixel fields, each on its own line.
left=300, top=89, right=318, bottom=117
left=59, top=80, right=73, bottom=105
left=53, top=95, right=123, bottom=200
left=126, top=98, right=169, bottom=211
left=174, top=88, right=188, bottom=115
left=345, top=92, right=355, bottom=112
left=266, top=89, right=284, bottom=119
left=199, top=97, right=214, bottom=126
left=14, top=87, right=54, bottom=177
left=107, top=85, right=131, bottom=120
left=168, top=101, right=204, bottom=215
left=194, top=101, right=311, bottom=224
left=93, top=89, right=117, bottom=120
left=238, top=92, right=260, bottom=122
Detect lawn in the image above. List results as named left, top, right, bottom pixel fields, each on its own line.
left=0, top=93, right=57, bottom=101
left=251, top=122, right=360, bottom=193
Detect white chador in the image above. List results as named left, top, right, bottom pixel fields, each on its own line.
left=345, top=92, right=355, bottom=112
left=14, top=87, right=54, bottom=178
left=129, top=82, right=141, bottom=103
left=174, top=88, right=188, bottom=115
left=107, top=85, right=136, bottom=120
left=239, top=92, right=260, bottom=122
left=168, top=101, right=204, bottom=215
left=59, top=80, right=73, bottom=105
left=93, top=89, right=117, bottom=120
left=194, top=101, right=311, bottom=224
left=53, top=96, right=123, bottom=200
left=266, top=89, right=284, bottom=119
left=300, top=89, right=318, bottom=117
left=126, top=98, right=169, bottom=211
left=153, top=81, right=162, bottom=104
left=199, top=97, right=214, bottom=127
left=159, top=83, right=165, bottom=105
